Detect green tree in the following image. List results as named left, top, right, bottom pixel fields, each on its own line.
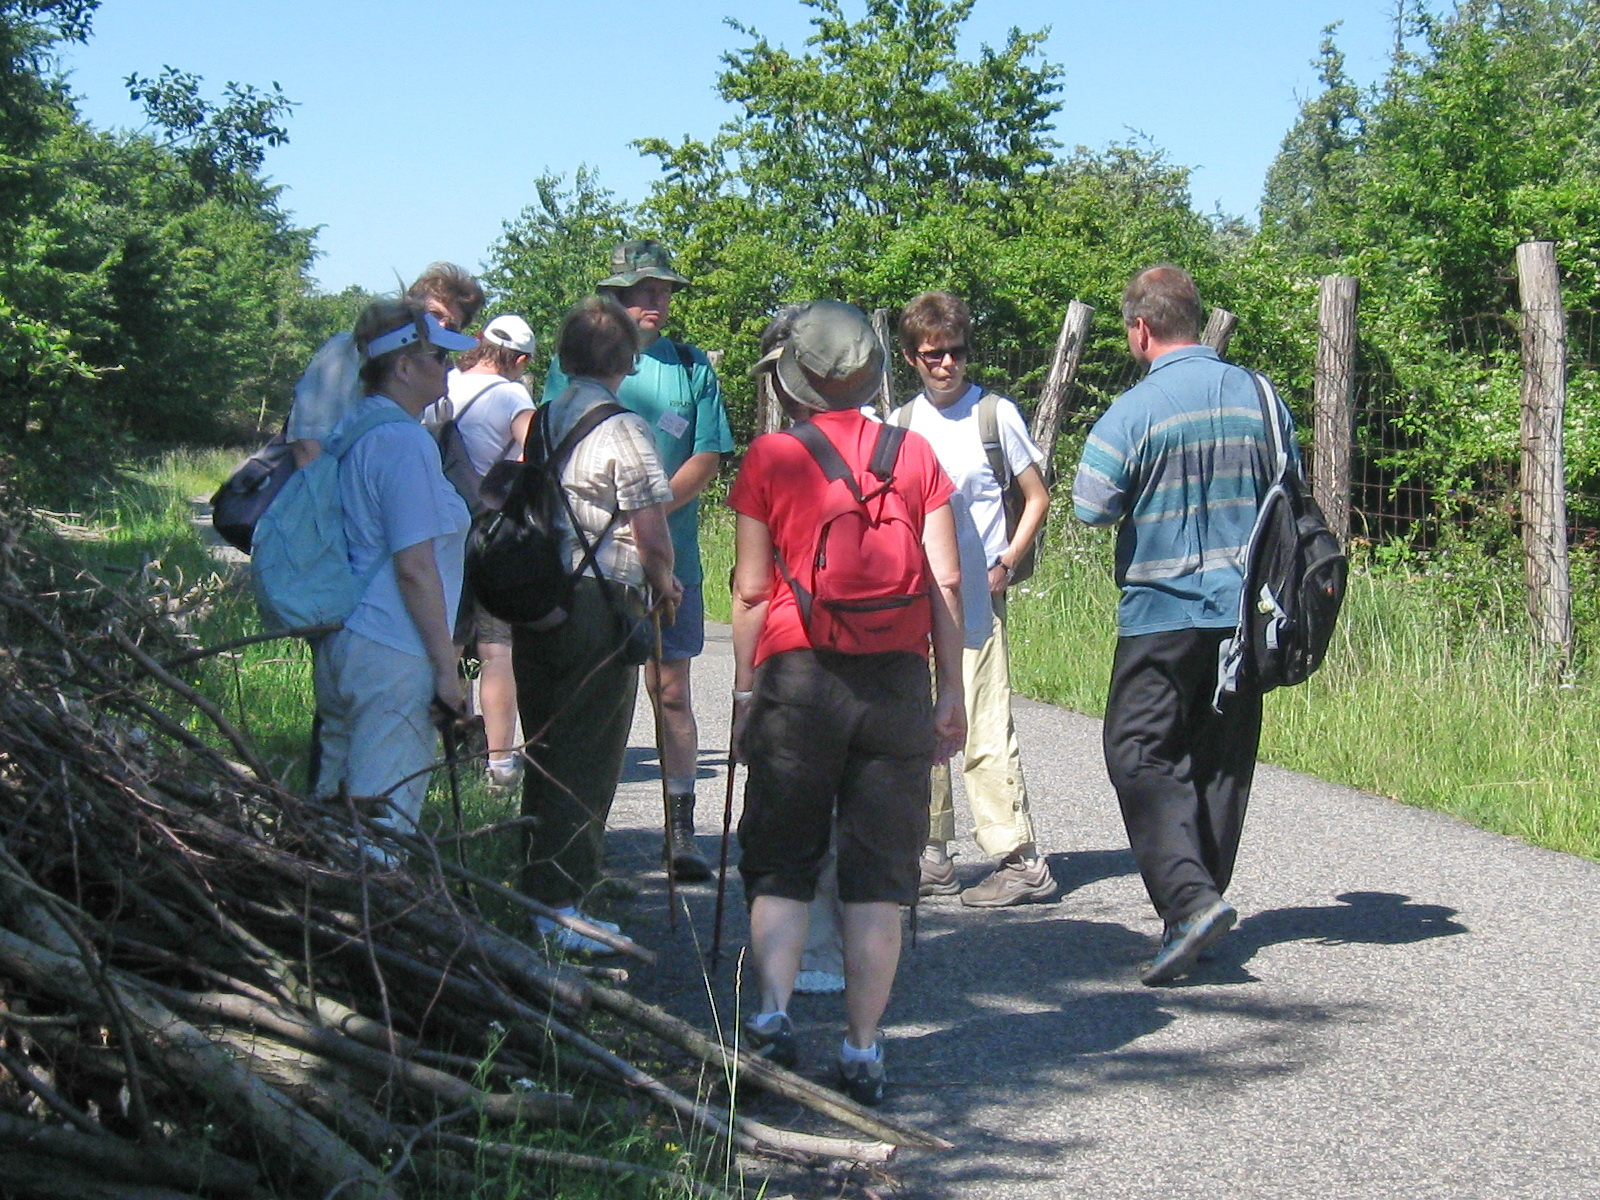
left=483, top=166, right=634, bottom=375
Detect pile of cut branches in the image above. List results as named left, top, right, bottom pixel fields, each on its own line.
left=0, top=493, right=946, bottom=1198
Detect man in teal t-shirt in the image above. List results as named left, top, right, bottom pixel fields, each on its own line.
left=544, top=239, right=734, bottom=882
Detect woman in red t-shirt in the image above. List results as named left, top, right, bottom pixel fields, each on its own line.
left=726, top=301, right=965, bottom=1106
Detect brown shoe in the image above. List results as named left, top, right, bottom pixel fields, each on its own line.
left=918, top=848, right=960, bottom=897
left=959, top=855, right=1058, bottom=908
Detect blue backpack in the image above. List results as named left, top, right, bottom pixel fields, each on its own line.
left=250, top=403, right=412, bottom=634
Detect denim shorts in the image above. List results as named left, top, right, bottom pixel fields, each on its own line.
left=656, top=582, right=705, bottom=662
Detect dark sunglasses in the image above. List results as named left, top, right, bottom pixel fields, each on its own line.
left=913, top=345, right=968, bottom=365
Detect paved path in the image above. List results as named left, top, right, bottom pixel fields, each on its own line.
left=602, top=623, right=1600, bottom=1199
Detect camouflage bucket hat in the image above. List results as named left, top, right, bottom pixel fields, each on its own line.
left=772, top=300, right=884, bottom=412
left=597, top=239, right=691, bottom=291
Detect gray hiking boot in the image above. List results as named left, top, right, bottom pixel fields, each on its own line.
left=837, top=1045, right=886, bottom=1106
left=959, top=853, right=1058, bottom=908
left=664, top=793, right=712, bottom=882
left=1140, top=898, right=1237, bottom=986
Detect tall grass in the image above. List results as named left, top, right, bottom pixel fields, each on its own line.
left=701, top=505, right=1600, bottom=862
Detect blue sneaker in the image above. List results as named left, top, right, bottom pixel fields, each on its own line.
left=1140, top=898, right=1236, bottom=986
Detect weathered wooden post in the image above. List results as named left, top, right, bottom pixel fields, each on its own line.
left=1202, top=307, right=1238, bottom=357
left=1313, top=276, right=1359, bottom=544
left=1029, top=300, right=1095, bottom=484
left=871, top=308, right=896, bottom=412
left=1516, top=241, right=1572, bottom=658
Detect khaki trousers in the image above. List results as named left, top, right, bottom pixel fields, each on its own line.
left=930, top=593, right=1035, bottom=857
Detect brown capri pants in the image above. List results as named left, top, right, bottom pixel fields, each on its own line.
left=738, top=648, right=934, bottom=906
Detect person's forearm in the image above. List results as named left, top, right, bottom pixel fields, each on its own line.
left=664, top=452, right=720, bottom=516
left=1004, top=467, right=1050, bottom=567
left=730, top=593, right=768, bottom=693
left=628, top=503, right=677, bottom=596
left=930, top=578, right=965, bottom=695
left=392, top=542, right=457, bottom=677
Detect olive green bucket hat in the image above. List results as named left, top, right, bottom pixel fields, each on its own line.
left=597, top=239, right=691, bottom=290
left=757, top=300, right=884, bottom=412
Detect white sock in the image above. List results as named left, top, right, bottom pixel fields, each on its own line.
left=840, top=1037, right=881, bottom=1063
left=667, top=778, right=696, bottom=798
left=488, top=754, right=517, bottom=772
left=750, top=1010, right=788, bottom=1031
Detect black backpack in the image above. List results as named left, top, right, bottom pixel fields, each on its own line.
left=1214, top=372, right=1348, bottom=709
left=465, top=402, right=625, bottom=629
left=210, top=428, right=296, bottom=554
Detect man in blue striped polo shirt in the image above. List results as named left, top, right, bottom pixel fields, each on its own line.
left=1074, top=264, right=1297, bottom=986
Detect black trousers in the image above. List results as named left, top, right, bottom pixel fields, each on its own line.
left=1102, top=628, right=1262, bottom=927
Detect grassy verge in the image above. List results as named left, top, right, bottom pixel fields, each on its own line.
left=29, top=446, right=732, bottom=1199
left=701, top=501, right=1600, bottom=862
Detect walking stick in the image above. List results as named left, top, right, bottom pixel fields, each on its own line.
left=648, top=610, right=678, bottom=932
left=710, top=700, right=738, bottom=971
left=438, top=706, right=470, bottom=887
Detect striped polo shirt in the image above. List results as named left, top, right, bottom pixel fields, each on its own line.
left=1073, top=344, right=1298, bottom=637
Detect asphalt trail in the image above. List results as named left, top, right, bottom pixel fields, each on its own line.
left=587, top=621, right=1596, bottom=1198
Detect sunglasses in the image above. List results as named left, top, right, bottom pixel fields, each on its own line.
left=913, top=345, right=968, bottom=366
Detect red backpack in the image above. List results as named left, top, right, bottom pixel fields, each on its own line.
left=774, top=420, right=932, bottom=656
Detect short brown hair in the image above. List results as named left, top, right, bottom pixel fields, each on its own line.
left=557, top=295, right=640, bottom=379
left=353, top=299, right=432, bottom=393
left=456, top=341, right=525, bottom=374
left=898, top=290, right=971, bottom=355
left=1122, top=265, right=1202, bottom=342
left=405, top=262, right=485, bottom=329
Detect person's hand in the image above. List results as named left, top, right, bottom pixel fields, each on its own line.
left=430, top=666, right=466, bottom=726
left=653, top=574, right=685, bottom=627
left=930, top=688, right=966, bottom=763
left=987, top=561, right=1012, bottom=595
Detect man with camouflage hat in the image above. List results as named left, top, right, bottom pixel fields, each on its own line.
left=544, top=240, right=735, bottom=882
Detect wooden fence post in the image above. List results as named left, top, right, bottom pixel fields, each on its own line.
left=1201, top=307, right=1238, bottom=357
left=1313, top=276, right=1359, bottom=544
left=1516, top=241, right=1573, bottom=659
left=1029, top=300, right=1095, bottom=484
left=871, top=308, right=896, bottom=412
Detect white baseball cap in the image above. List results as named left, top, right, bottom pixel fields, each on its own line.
left=481, top=314, right=537, bottom=357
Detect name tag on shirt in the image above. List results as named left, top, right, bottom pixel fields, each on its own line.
left=657, top=410, right=690, bottom=440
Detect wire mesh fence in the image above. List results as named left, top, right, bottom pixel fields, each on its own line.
left=935, top=303, right=1598, bottom=557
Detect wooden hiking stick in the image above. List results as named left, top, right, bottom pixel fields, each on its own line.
left=711, top=701, right=738, bottom=971
left=649, top=611, right=678, bottom=931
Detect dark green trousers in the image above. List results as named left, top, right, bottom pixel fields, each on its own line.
left=512, top=577, right=640, bottom=908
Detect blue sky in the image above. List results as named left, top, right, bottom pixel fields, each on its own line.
left=58, top=1, right=1400, bottom=294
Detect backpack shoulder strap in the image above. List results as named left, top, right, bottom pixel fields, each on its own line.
left=785, top=420, right=866, bottom=503
left=887, top=403, right=912, bottom=429
left=327, top=403, right=411, bottom=459
left=672, top=339, right=697, bottom=374
left=866, top=421, right=907, bottom=483
left=544, top=401, right=628, bottom=470
left=1249, top=371, right=1290, bottom=483
left=975, top=389, right=1009, bottom=488
left=451, top=378, right=501, bottom=426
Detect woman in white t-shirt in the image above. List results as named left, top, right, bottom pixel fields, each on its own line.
left=312, top=300, right=475, bottom=844
left=893, top=291, right=1055, bottom=909
left=436, top=314, right=538, bottom=791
